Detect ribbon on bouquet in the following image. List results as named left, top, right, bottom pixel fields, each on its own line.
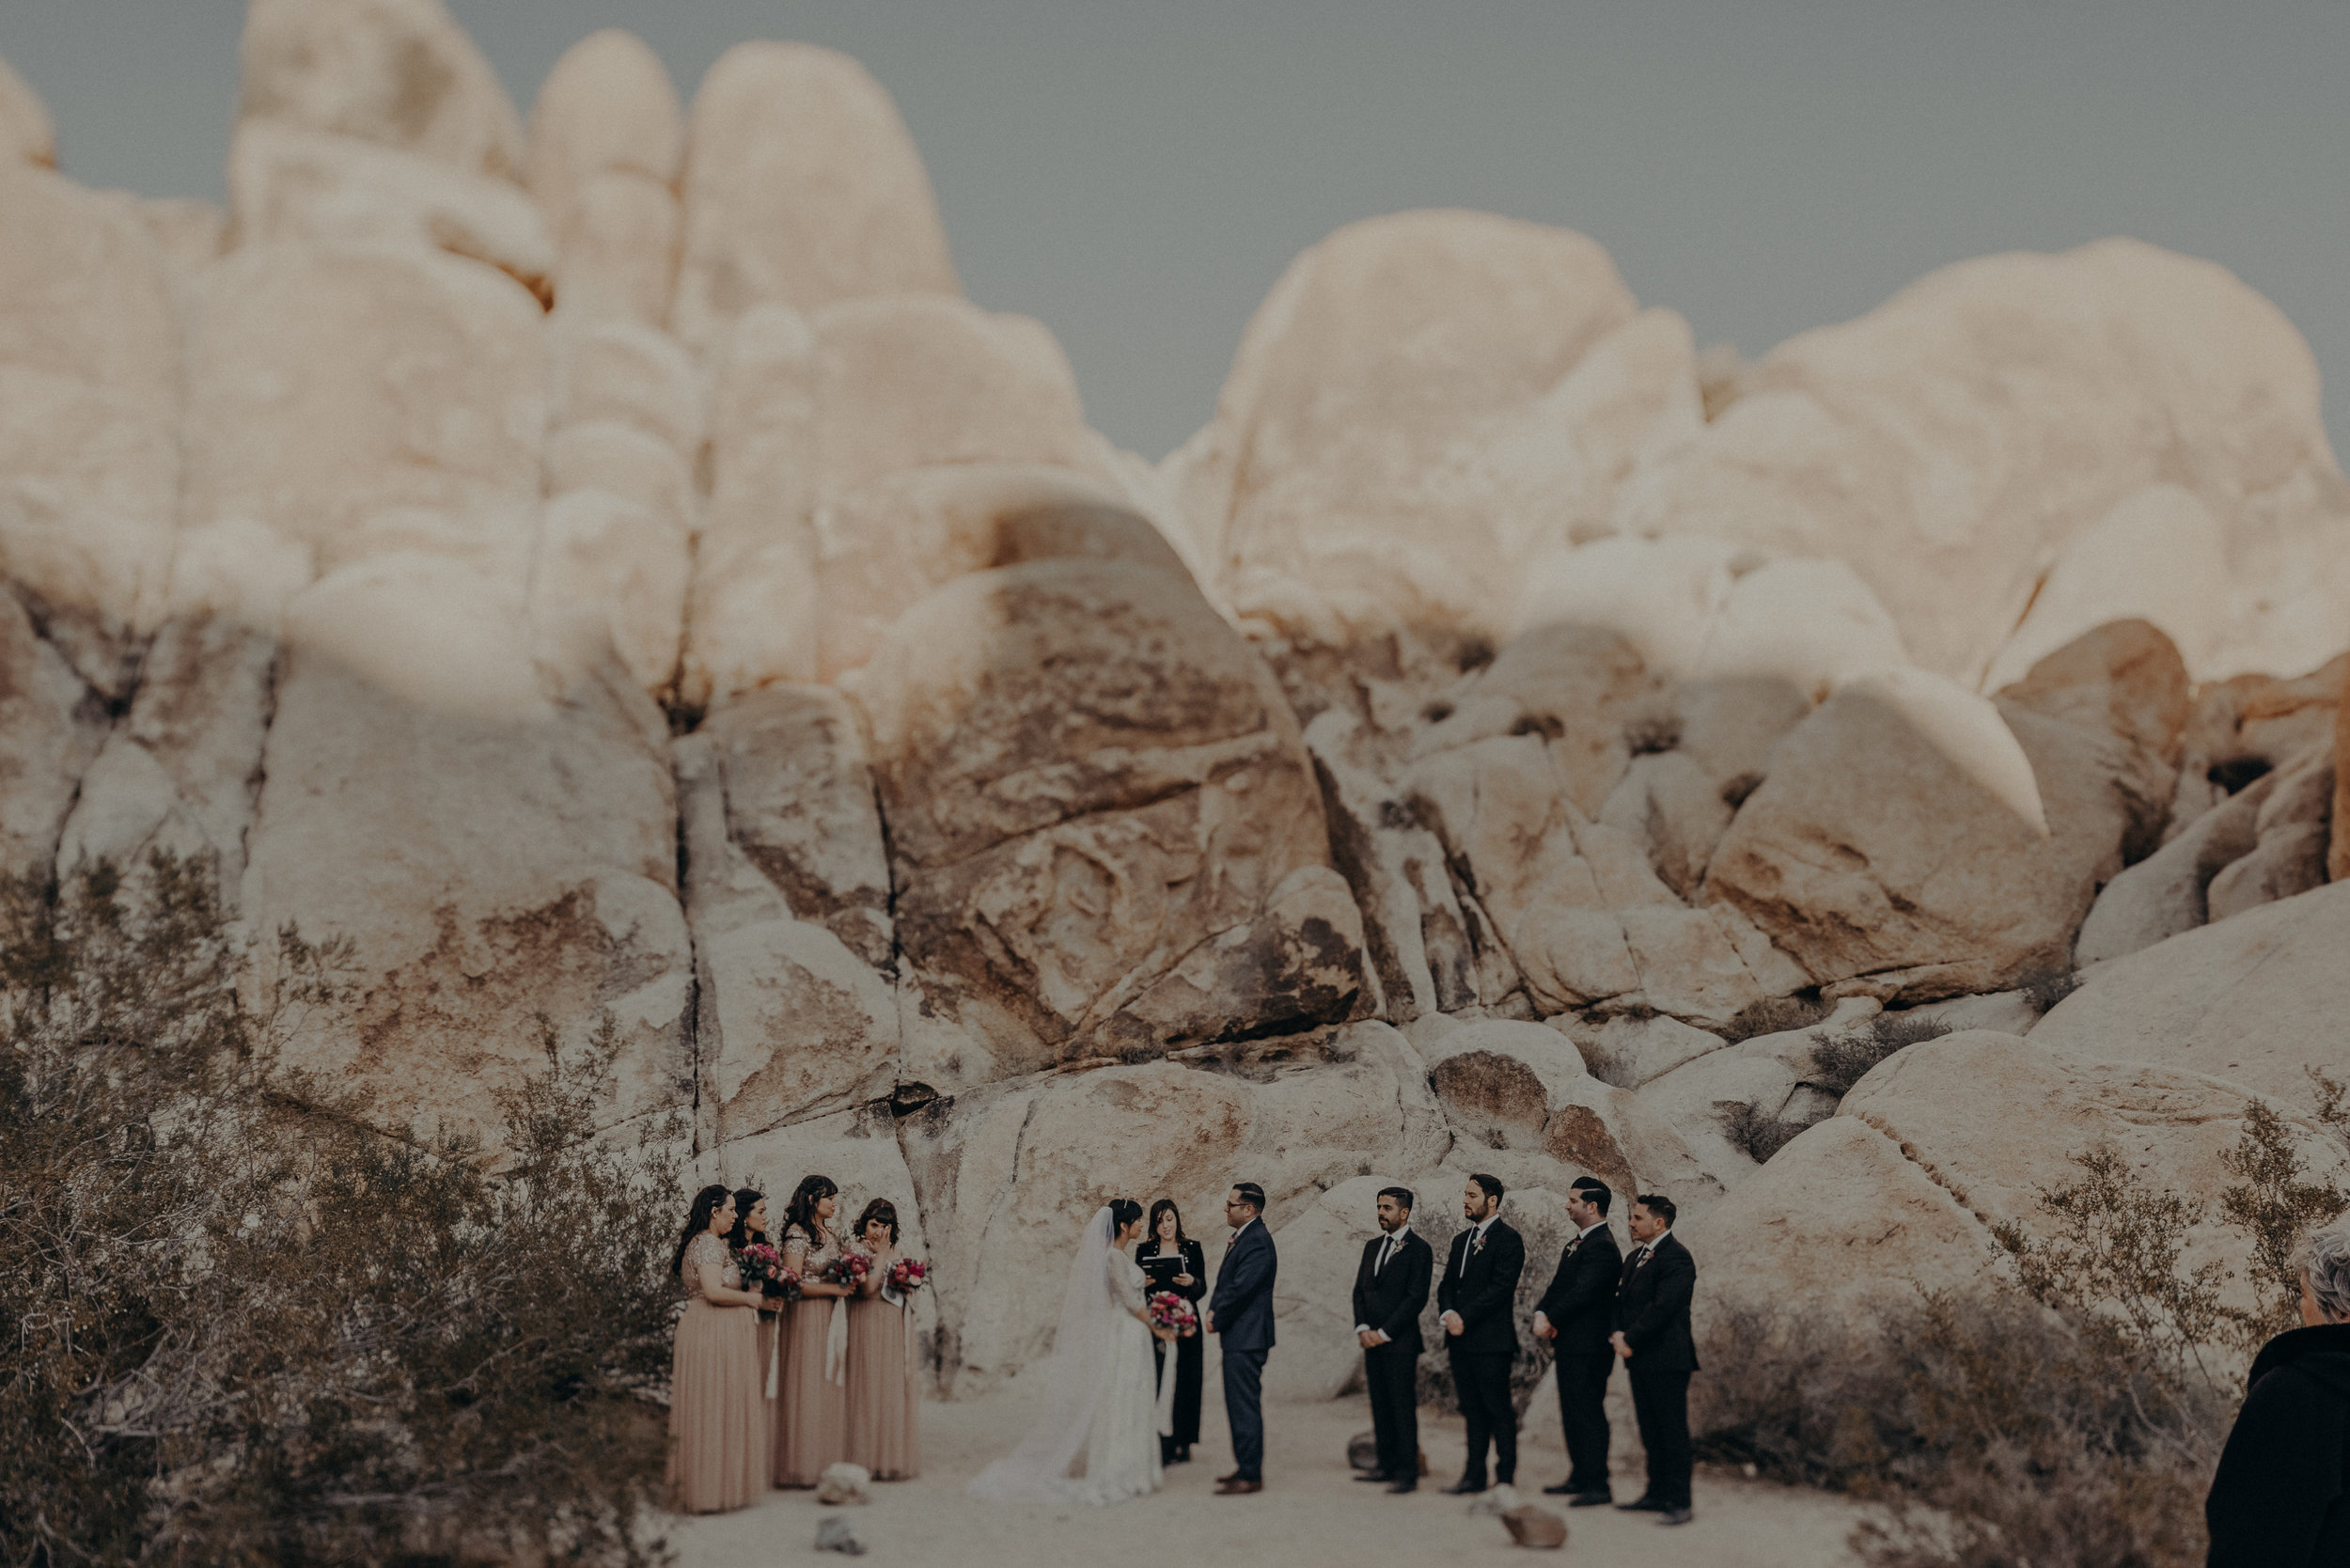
left=766, top=1311, right=782, bottom=1399
left=824, top=1296, right=850, bottom=1387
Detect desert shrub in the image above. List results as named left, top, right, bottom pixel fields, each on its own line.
left=2017, top=965, right=2083, bottom=1013
left=1621, top=705, right=1683, bottom=756
left=1699, top=1098, right=2349, bottom=1568
left=1809, top=1013, right=1952, bottom=1099
left=0, top=855, right=682, bottom=1567
left=1719, top=993, right=1834, bottom=1044
left=1717, top=1101, right=1810, bottom=1166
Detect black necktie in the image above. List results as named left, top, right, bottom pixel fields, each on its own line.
left=1376, top=1235, right=1393, bottom=1274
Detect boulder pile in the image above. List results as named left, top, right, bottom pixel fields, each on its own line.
left=3, top=0, right=2346, bottom=1388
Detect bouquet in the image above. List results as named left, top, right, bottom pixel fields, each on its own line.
left=815, top=1252, right=870, bottom=1291
left=734, top=1242, right=801, bottom=1303
left=1148, top=1291, right=1198, bottom=1336
left=886, top=1258, right=928, bottom=1294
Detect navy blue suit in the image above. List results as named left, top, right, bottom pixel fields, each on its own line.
left=1210, top=1217, right=1278, bottom=1480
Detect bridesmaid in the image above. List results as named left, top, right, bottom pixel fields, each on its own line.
left=844, top=1198, right=922, bottom=1480
left=727, top=1188, right=776, bottom=1403
left=666, top=1184, right=768, bottom=1513
left=774, top=1174, right=852, bottom=1487
left=1136, top=1199, right=1207, bottom=1464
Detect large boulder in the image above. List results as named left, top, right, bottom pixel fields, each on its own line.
left=1619, top=240, right=2339, bottom=686
left=2203, top=753, right=2332, bottom=923
left=181, top=244, right=545, bottom=592
left=0, top=588, right=107, bottom=877
left=684, top=297, right=1108, bottom=706
left=2336, top=664, right=2350, bottom=883
left=2036, top=881, right=2350, bottom=1103
left=0, top=52, right=55, bottom=168
left=239, top=0, right=525, bottom=179
left=671, top=42, right=957, bottom=351
left=1996, top=619, right=2191, bottom=862
left=0, top=165, right=181, bottom=692
left=676, top=687, right=901, bottom=1144
left=55, top=616, right=276, bottom=899
left=526, top=29, right=682, bottom=325
left=226, top=120, right=554, bottom=300
left=858, top=556, right=1374, bottom=1084
left=1173, top=210, right=1689, bottom=647
left=239, top=642, right=691, bottom=1146
left=1418, top=1019, right=1713, bottom=1200
left=2073, top=767, right=2278, bottom=964
left=1704, top=677, right=2132, bottom=1000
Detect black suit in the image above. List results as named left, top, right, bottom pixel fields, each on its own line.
left=1614, top=1232, right=1699, bottom=1510
left=1435, top=1218, right=1525, bottom=1486
left=1535, top=1221, right=1623, bottom=1495
left=1352, top=1228, right=1434, bottom=1481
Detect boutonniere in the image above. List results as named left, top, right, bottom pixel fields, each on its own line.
left=1470, top=1232, right=1488, bottom=1256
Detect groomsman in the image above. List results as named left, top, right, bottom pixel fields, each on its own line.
left=1612, top=1194, right=1698, bottom=1526
left=1207, top=1181, right=1277, bottom=1496
left=1351, top=1186, right=1433, bottom=1493
left=1435, top=1173, right=1525, bottom=1496
left=1532, top=1176, right=1623, bottom=1506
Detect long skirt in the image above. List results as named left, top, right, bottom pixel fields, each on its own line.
left=845, top=1296, right=922, bottom=1480
left=666, top=1298, right=767, bottom=1513
left=773, top=1296, right=848, bottom=1486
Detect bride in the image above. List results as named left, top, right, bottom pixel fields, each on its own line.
left=969, top=1199, right=1181, bottom=1505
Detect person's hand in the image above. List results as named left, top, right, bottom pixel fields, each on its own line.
left=1611, top=1330, right=1632, bottom=1361
left=1173, top=1273, right=1195, bottom=1288
left=1204, top=1309, right=1215, bottom=1334
left=1533, top=1312, right=1555, bottom=1341
left=1442, top=1309, right=1464, bottom=1337
left=1356, top=1327, right=1379, bottom=1350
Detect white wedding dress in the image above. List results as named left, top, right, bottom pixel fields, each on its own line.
left=968, top=1207, right=1173, bottom=1506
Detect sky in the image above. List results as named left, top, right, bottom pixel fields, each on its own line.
left=6, top=1, right=2347, bottom=463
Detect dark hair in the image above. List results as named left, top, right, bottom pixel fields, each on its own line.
left=1634, top=1192, right=1677, bottom=1227
left=1377, top=1185, right=1416, bottom=1214
left=1107, top=1198, right=1144, bottom=1233
left=1147, top=1199, right=1189, bottom=1250
left=854, top=1198, right=900, bottom=1247
left=783, top=1174, right=839, bottom=1244
left=1230, top=1182, right=1266, bottom=1214
left=672, top=1184, right=732, bottom=1278
left=1468, top=1172, right=1505, bottom=1202
left=1571, top=1177, right=1612, bottom=1215
left=726, top=1186, right=766, bottom=1247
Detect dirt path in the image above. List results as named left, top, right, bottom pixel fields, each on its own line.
left=666, top=1370, right=1869, bottom=1567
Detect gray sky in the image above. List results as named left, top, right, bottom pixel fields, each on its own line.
left=8, top=2, right=2348, bottom=463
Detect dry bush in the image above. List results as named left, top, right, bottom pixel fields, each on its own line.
left=1698, top=1097, right=2348, bottom=1568
left=2017, top=966, right=2083, bottom=1014
left=1720, top=993, right=1834, bottom=1044
left=1809, top=1013, right=1952, bottom=1099
left=1717, top=1101, right=1810, bottom=1166
left=0, top=854, right=683, bottom=1567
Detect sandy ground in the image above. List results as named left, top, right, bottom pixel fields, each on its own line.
left=666, top=1365, right=1870, bottom=1567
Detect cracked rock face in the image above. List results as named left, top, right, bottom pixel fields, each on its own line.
left=859, top=553, right=1375, bottom=1083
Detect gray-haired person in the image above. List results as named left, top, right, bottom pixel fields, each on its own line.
left=2205, top=1216, right=2350, bottom=1565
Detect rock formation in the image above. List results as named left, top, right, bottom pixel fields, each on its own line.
left=1, top=0, right=2345, bottom=1392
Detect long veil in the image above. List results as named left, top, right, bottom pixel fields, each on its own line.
left=967, top=1205, right=1119, bottom=1501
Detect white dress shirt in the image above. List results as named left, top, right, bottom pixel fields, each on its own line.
left=1355, top=1225, right=1415, bottom=1343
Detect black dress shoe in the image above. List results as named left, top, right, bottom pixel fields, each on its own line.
left=1353, top=1470, right=1397, bottom=1482
left=1386, top=1478, right=1418, bottom=1494
left=1567, top=1490, right=1615, bottom=1508
left=1617, top=1495, right=1667, bottom=1513
left=1659, top=1507, right=1693, bottom=1526
left=1540, top=1481, right=1578, bottom=1495
left=1439, top=1478, right=1488, bottom=1496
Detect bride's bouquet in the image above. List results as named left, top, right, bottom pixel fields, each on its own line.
left=735, top=1241, right=802, bottom=1303
left=816, top=1252, right=871, bottom=1291
left=1147, top=1291, right=1198, bottom=1336
left=886, top=1257, right=928, bottom=1294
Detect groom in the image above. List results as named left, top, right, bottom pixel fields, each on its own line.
left=1205, top=1181, right=1277, bottom=1496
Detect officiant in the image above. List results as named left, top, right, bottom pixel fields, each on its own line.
left=1136, top=1199, right=1207, bottom=1464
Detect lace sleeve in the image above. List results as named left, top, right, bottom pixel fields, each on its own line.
left=1107, top=1248, right=1144, bottom=1313
left=781, top=1225, right=810, bottom=1273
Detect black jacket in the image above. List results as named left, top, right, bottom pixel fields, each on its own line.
left=2207, top=1322, right=2350, bottom=1566
left=1136, top=1237, right=1207, bottom=1305
left=1209, top=1219, right=1277, bottom=1352
left=1535, top=1222, right=1623, bottom=1356
left=1613, top=1231, right=1698, bottom=1373
left=1436, top=1219, right=1524, bottom=1357
left=1353, top=1229, right=1434, bottom=1356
